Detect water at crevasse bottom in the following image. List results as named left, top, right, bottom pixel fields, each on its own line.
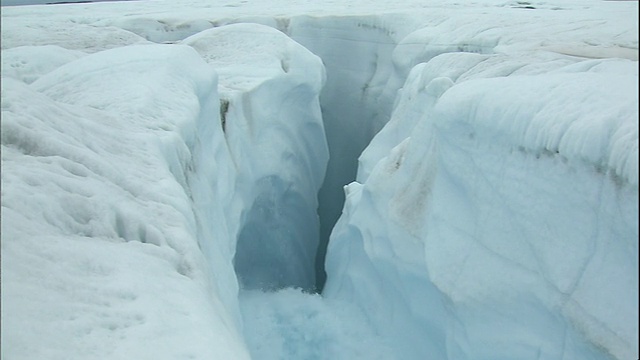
left=238, top=287, right=394, bottom=360
left=232, top=175, right=392, bottom=359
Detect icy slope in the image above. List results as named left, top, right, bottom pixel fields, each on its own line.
left=325, top=54, right=638, bottom=359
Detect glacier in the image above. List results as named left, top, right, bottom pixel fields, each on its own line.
left=1, top=1, right=638, bottom=359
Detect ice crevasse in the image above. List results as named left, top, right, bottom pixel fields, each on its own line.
left=1, top=2, right=638, bottom=360
left=2, top=22, right=327, bottom=359
left=327, top=56, right=638, bottom=360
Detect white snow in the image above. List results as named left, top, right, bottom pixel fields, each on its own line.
left=1, top=0, right=637, bottom=359
left=1, top=45, right=86, bottom=84
left=2, top=45, right=250, bottom=359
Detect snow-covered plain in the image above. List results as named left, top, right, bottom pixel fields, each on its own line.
left=1, top=0, right=638, bottom=359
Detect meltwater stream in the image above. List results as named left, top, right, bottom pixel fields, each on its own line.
left=238, top=288, right=394, bottom=360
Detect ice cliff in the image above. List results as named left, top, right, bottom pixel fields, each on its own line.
left=326, top=56, right=638, bottom=360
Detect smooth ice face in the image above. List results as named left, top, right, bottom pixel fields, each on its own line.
left=234, top=175, right=322, bottom=290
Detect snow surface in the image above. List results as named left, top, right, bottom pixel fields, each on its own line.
left=1, top=0, right=638, bottom=359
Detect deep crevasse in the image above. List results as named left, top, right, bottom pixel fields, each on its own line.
left=2, top=20, right=331, bottom=359
left=2, top=2, right=638, bottom=360
left=180, top=23, right=328, bottom=293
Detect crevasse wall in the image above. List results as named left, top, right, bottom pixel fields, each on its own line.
left=287, top=15, right=406, bottom=289
left=324, top=51, right=638, bottom=360
left=181, top=23, right=328, bottom=292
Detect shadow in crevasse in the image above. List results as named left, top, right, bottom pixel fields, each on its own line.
left=233, top=175, right=319, bottom=293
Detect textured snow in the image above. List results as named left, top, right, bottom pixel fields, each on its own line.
left=2, top=45, right=250, bottom=359
left=1, top=0, right=638, bottom=359
left=1, top=45, right=85, bottom=84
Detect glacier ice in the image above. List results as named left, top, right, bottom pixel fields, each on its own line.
left=1, top=1, right=638, bottom=360
left=326, top=51, right=638, bottom=359
left=2, top=45, right=251, bottom=359
left=181, top=23, right=328, bottom=291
